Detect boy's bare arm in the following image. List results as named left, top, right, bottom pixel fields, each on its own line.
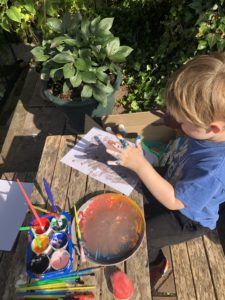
left=136, top=159, right=185, bottom=210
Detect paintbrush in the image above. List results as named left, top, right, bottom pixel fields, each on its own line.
left=31, top=228, right=42, bottom=248
left=18, top=285, right=96, bottom=294
left=43, top=178, right=58, bottom=212
left=19, top=226, right=38, bottom=231
left=118, top=124, right=127, bottom=137
left=38, top=267, right=101, bottom=281
left=116, top=133, right=127, bottom=149
left=17, top=282, right=73, bottom=292
left=65, top=293, right=95, bottom=299
left=17, top=275, right=80, bottom=288
left=17, top=178, right=44, bottom=230
left=74, top=204, right=86, bottom=263
left=33, top=205, right=60, bottom=218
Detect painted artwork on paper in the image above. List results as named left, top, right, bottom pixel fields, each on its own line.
left=61, top=127, right=139, bottom=195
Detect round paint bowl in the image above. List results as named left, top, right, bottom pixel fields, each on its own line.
left=76, top=193, right=145, bottom=265
left=31, top=234, right=52, bottom=255
left=50, top=215, right=67, bottom=232
left=33, top=217, right=52, bottom=236
left=50, top=249, right=70, bottom=270
left=27, top=254, right=50, bottom=275
left=50, top=232, right=68, bottom=250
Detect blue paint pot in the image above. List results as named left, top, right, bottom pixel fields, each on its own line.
left=50, top=232, right=68, bottom=250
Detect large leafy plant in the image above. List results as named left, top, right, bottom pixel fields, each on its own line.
left=31, top=13, right=133, bottom=106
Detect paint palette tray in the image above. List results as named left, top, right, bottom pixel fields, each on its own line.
left=26, top=211, right=74, bottom=279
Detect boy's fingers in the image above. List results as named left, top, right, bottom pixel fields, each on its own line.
left=107, top=160, right=120, bottom=166
left=106, top=149, right=121, bottom=159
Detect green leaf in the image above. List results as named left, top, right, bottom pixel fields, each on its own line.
left=70, top=72, right=82, bottom=88
left=6, top=6, right=23, bottom=23
left=81, top=18, right=90, bottom=38
left=50, top=68, right=63, bottom=80
left=207, top=33, right=217, bottom=49
left=96, top=67, right=108, bottom=83
left=64, top=39, right=79, bottom=46
left=97, top=18, right=114, bottom=32
left=81, top=71, right=97, bottom=84
left=96, top=81, right=113, bottom=94
left=63, top=81, right=70, bottom=93
left=63, top=63, right=75, bottom=79
left=92, top=86, right=107, bottom=105
left=51, top=36, right=67, bottom=48
left=197, top=40, right=207, bottom=50
left=74, top=58, right=91, bottom=71
left=90, top=16, right=101, bottom=33
left=108, top=46, right=133, bottom=62
left=24, top=1, right=35, bottom=14
left=52, top=53, right=74, bottom=63
left=81, top=85, right=93, bottom=99
left=106, top=38, right=120, bottom=56
left=47, top=18, right=62, bottom=33
left=31, top=46, right=49, bottom=62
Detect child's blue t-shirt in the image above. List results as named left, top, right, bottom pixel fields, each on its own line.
left=164, top=137, right=225, bottom=229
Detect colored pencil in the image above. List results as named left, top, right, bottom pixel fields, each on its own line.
left=43, top=178, right=58, bottom=212
left=33, top=205, right=60, bottom=217
left=65, top=294, right=95, bottom=299
left=16, top=178, right=44, bottom=230
left=31, top=228, right=42, bottom=248
left=74, top=204, right=86, bottom=263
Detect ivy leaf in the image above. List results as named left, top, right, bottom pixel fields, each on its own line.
left=207, top=33, right=217, bottom=49
left=108, top=46, right=133, bottom=62
left=81, top=85, right=93, bottom=99
left=63, top=63, right=75, bottom=79
left=197, top=40, right=207, bottom=50
left=6, top=6, right=23, bottom=23
left=96, top=67, right=108, bottom=83
left=47, top=18, right=62, bottom=33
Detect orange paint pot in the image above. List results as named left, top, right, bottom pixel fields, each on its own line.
left=31, top=234, right=52, bottom=255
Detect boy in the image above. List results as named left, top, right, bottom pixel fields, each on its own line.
left=106, top=52, right=225, bottom=287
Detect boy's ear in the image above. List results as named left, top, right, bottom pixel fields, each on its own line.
left=210, top=122, right=224, bottom=133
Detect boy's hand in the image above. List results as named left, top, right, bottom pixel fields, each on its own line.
left=106, top=140, right=148, bottom=173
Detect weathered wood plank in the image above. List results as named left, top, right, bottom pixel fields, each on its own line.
left=85, top=176, right=105, bottom=300
left=187, top=237, right=216, bottom=299
left=203, top=232, right=225, bottom=300
left=49, top=135, right=74, bottom=211
left=0, top=172, right=35, bottom=300
left=126, top=185, right=152, bottom=300
left=31, top=135, right=61, bottom=205
left=171, top=242, right=196, bottom=300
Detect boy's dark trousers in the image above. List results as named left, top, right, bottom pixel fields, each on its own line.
left=143, top=184, right=211, bottom=265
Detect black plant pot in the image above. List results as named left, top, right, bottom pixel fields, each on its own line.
left=44, top=68, right=122, bottom=133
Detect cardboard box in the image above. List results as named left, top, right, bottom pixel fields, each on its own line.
left=101, top=112, right=176, bottom=143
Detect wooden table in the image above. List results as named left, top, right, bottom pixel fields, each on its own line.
left=0, top=135, right=152, bottom=300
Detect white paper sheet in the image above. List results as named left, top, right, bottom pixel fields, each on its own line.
left=61, top=127, right=139, bottom=195
left=0, top=180, right=33, bottom=251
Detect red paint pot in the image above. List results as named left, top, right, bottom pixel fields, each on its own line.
left=111, top=271, right=134, bottom=300
left=33, top=217, right=51, bottom=235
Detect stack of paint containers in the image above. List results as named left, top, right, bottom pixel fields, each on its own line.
left=26, top=211, right=73, bottom=279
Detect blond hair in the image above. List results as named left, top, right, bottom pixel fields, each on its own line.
left=165, top=52, right=225, bottom=127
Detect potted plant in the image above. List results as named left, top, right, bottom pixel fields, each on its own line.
left=31, top=13, right=133, bottom=132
